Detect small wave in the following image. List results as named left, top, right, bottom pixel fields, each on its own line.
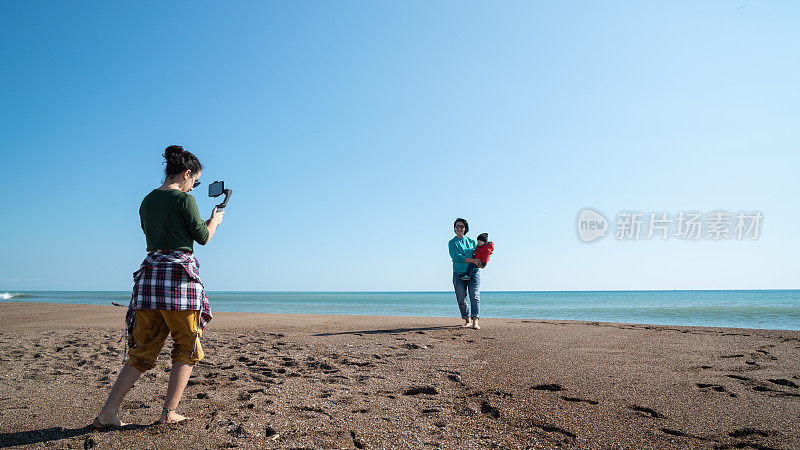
left=0, top=293, right=36, bottom=299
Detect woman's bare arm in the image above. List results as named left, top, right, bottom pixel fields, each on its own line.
left=204, top=208, right=224, bottom=242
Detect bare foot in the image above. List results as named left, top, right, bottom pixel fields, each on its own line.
left=159, top=410, right=190, bottom=424
left=472, top=319, right=481, bottom=330
left=461, top=320, right=472, bottom=328
left=93, top=414, right=127, bottom=429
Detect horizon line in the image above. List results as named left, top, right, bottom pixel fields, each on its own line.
left=4, top=289, right=799, bottom=293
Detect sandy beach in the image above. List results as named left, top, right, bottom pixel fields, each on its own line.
left=0, top=302, right=798, bottom=449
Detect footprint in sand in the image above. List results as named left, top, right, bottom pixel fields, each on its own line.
left=350, top=431, right=365, bottom=449
left=250, top=373, right=275, bottom=383
left=561, top=396, right=599, bottom=405
left=294, top=405, right=330, bottom=417
left=630, top=405, right=662, bottom=418
left=486, top=390, right=513, bottom=398
left=767, top=378, right=799, bottom=388
left=531, top=384, right=563, bottom=392
left=227, top=424, right=248, bottom=439
left=343, top=359, right=373, bottom=368
left=320, top=363, right=338, bottom=374
left=402, top=343, right=425, bottom=350
left=727, top=375, right=750, bottom=381
left=751, top=384, right=800, bottom=397
left=480, top=401, right=500, bottom=418
left=729, top=428, right=770, bottom=438
left=696, top=383, right=728, bottom=393
left=661, top=428, right=687, bottom=437
left=523, top=420, right=576, bottom=439
left=660, top=428, right=708, bottom=441
left=404, top=386, right=438, bottom=395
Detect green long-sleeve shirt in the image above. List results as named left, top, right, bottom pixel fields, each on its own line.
left=449, top=236, right=476, bottom=274
left=140, top=189, right=209, bottom=252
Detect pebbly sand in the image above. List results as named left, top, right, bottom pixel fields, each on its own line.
left=0, top=302, right=798, bottom=449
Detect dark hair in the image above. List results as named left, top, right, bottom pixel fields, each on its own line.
left=454, top=218, right=469, bottom=234
left=477, top=233, right=489, bottom=243
left=163, top=145, right=202, bottom=179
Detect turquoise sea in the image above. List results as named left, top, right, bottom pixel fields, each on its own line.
left=1, top=290, right=798, bottom=331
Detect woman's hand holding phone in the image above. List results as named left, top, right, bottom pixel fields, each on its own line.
left=207, top=207, right=224, bottom=227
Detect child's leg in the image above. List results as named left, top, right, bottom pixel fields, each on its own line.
left=462, top=263, right=478, bottom=280
left=470, top=263, right=481, bottom=276
left=461, top=263, right=475, bottom=280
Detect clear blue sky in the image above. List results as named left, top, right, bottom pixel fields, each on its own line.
left=1, top=1, right=798, bottom=291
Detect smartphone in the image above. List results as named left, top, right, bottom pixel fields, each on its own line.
left=209, top=181, right=224, bottom=197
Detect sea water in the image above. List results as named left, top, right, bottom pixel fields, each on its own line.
left=1, top=290, right=798, bottom=330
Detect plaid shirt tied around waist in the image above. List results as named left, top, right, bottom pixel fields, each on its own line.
left=126, top=250, right=212, bottom=335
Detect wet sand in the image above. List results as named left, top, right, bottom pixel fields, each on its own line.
left=0, top=302, right=798, bottom=449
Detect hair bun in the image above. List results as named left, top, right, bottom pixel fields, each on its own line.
left=164, top=145, right=185, bottom=161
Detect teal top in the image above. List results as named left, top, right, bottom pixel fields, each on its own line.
left=448, top=235, right=476, bottom=274
left=139, top=189, right=210, bottom=252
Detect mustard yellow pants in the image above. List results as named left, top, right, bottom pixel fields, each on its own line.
left=126, top=309, right=204, bottom=372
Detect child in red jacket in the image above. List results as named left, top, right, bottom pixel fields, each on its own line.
left=462, top=233, right=494, bottom=281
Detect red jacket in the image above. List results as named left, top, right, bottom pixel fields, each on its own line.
left=473, top=242, right=494, bottom=266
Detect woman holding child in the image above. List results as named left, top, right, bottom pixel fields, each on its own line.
left=93, top=145, right=224, bottom=428
left=448, top=218, right=483, bottom=329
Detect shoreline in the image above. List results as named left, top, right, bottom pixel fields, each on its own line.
left=1, top=302, right=798, bottom=448
left=4, top=288, right=799, bottom=292
left=2, top=289, right=797, bottom=333
left=0, top=301, right=797, bottom=333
